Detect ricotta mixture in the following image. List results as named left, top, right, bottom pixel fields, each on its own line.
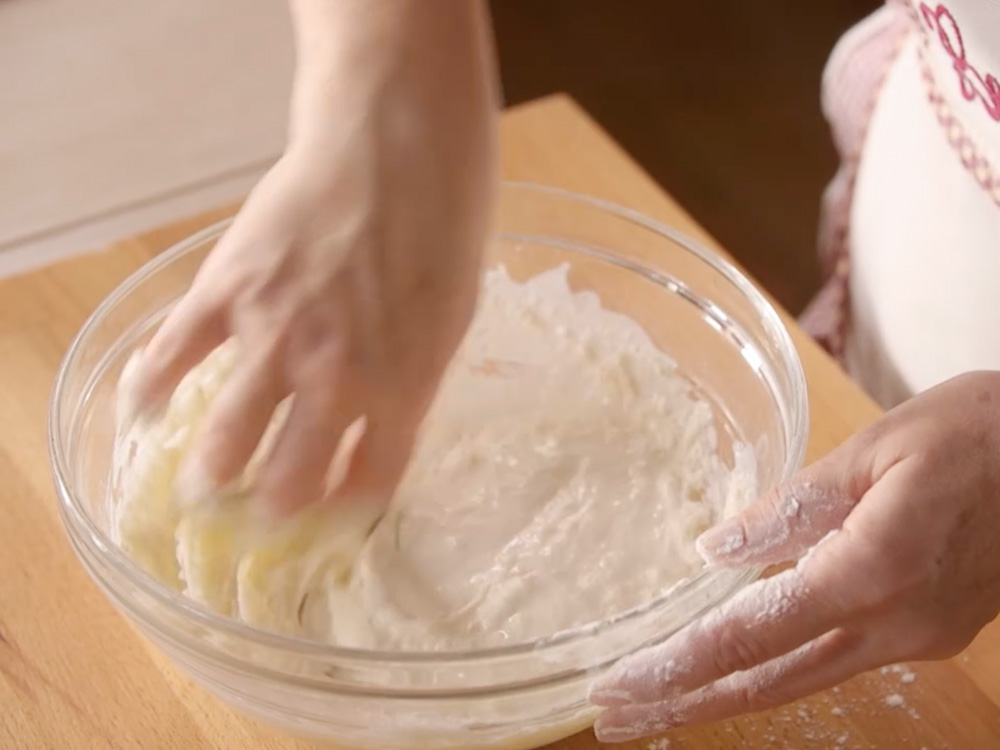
left=111, top=266, right=755, bottom=651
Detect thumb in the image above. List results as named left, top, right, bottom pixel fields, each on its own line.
left=696, top=445, right=868, bottom=568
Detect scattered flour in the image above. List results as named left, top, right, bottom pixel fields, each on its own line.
left=883, top=663, right=918, bottom=685
left=884, top=693, right=906, bottom=709
left=755, top=662, right=928, bottom=750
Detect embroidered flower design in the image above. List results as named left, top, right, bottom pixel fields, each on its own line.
left=919, top=2, right=1000, bottom=121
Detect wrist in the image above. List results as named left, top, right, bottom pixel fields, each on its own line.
left=289, top=1, right=411, bottom=85
left=285, top=0, right=495, bottom=152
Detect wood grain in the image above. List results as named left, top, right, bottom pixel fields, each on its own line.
left=1, top=95, right=998, bottom=749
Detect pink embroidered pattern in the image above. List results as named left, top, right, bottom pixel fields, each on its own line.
left=805, top=2, right=1000, bottom=365
left=905, top=1, right=1000, bottom=208
left=917, top=48, right=1000, bottom=207
left=919, top=2, right=1000, bottom=121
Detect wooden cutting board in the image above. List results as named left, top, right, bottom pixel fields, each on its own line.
left=2, top=95, right=999, bottom=749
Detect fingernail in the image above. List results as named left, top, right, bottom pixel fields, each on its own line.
left=593, top=724, right=652, bottom=744
left=696, top=519, right=747, bottom=564
left=588, top=686, right=635, bottom=708
left=591, top=651, right=687, bottom=708
left=594, top=710, right=676, bottom=743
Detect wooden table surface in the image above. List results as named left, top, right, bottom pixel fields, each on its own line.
left=2, top=95, right=999, bottom=749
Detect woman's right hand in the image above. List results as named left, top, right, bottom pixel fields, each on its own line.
left=127, top=0, right=500, bottom=515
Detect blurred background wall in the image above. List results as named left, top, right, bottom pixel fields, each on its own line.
left=0, top=0, right=879, bottom=311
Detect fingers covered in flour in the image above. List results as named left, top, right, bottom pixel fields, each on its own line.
left=589, top=528, right=885, bottom=742
left=695, top=442, right=871, bottom=568
left=591, top=374, right=1000, bottom=742
left=594, top=627, right=878, bottom=742
left=590, top=541, right=849, bottom=709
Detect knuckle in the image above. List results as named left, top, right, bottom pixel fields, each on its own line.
left=251, top=327, right=290, bottom=362
left=712, top=624, right=768, bottom=677
left=294, top=305, right=350, bottom=352
left=844, top=572, right=896, bottom=613
left=849, top=418, right=888, bottom=455
left=811, top=533, right=902, bottom=615
left=797, top=555, right=854, bottom=615
left=280, top=331, right=350, bottom=390
left=260, top=449, right=308, bottom=492
left=905, top=616, right=958, bottom=658
left=196, top=417, right=240, bottom=468
left=147, top=317, right=199, bottom=366
left=299, top=347, right=344, bottom=385
left=864, top=563, right=926, bottom=615
left=232, top=248, right=296, bottom=305
left=738, top=679, right=786, bottom=714
left=232, top=308, right=294, bottom=357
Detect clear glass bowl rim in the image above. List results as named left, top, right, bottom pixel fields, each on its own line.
left=48, top=180, right=809, bottom=666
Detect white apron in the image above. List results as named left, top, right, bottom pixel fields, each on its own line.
left=802, top=0, right=1000, bottom=408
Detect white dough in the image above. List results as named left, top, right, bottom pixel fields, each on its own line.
left=111, top=266, right=755, bottom=651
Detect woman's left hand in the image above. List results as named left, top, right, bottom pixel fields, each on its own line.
left=590, top=371, right=1000, bottom=742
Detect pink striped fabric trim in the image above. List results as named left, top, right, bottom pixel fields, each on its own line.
left=800, top=4, right=912, bottom=361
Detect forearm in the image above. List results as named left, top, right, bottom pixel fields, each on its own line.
left=286, top=0, right=498, bottom=150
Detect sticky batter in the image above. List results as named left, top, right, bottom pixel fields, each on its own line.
left=111, top=266, right=755, bottom=651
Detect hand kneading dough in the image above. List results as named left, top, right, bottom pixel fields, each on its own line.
left=112, top=266, right=755, bottom=651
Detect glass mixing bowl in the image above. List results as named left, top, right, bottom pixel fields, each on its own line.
left=49, top=182, right=808, bottom=749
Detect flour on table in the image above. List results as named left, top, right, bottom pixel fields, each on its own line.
left=884, top=693, right=906, bottom=709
